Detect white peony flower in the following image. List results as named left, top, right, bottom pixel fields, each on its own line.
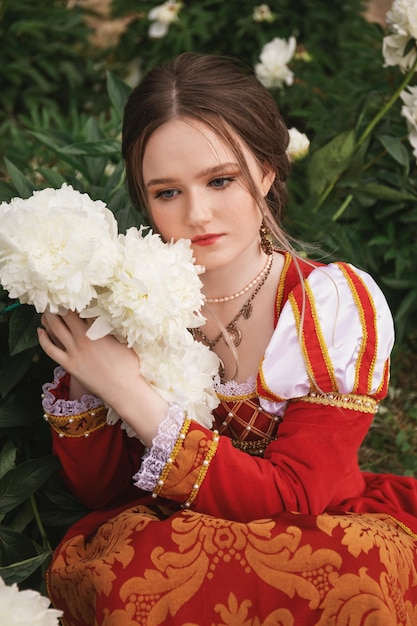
left=81, top=226, right=220, bottom=432
left=287, top=127, right=310, bottom=160
left=386, top=0, right=417, bottom=40
left=139, top=331, right=219, bottom=428
left=400, top=85, right=417, bottom=158
left=84, top=227, right=206, bottom=347
left=148, top=0, right=182, bottom=39
left=382, top=32, right=417, bottom=72
left=253, top=4, right=275, bottom=23
left=255, top=36, right=297, bottom=88
left=0, top=577, right=62, bottom=625
left=0, top=184, right=118, bottom=313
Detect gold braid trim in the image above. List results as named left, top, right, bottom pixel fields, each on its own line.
left=295, top=392, right=378, bottom=414
left=152, top=417, right=192, bottom=498
left=183, top=430, right=220, bottom=509
left=231, top=437, right=275, bottom=456
left=44, top=405, right=108, bottom=438
left=387, top=515, right=417, bottom=540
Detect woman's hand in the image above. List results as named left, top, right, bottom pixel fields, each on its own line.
left=38, top=310, right=138, bottom=401
left=38, top=310, right=169, bottom=446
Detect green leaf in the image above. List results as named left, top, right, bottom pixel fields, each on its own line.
left=0, top=552, right=51, bottom=585
left=368, top=235, right=392, bottom=246
left=0, top=395, right=34, bottom=429
left=355, top=184, right=416, bottom=201
left=28, top=131, right=90, bottom=177
left=3, top=159, right=34, bottom=199
left=36, top=167, right=67, bottom=188
left=60, top=140, right=121, bottom=156
left=395, top=288, right=417, bottom=321
left=339, top=136, right=370, bottom=186
left=29, top=129, right=72, bottom=151
left=8, top=306, right=40, bottom=355
left=0, top=348, right=37, bottom=397
left=377, top=135, right=410, bottom=167
left=0, top=525, right=49, bottom=584
left=308, top=130, right=356, bottom=199
left=382, top=277, right=417, bottom=289
left=0, top=442, right=17, bottom=481
left=85, top=116, right=104, bottom=143
left=0, top=456, right=60, bottom=515
left=106, top=71, right=132, bottom=122
left=6, top=499, right=34, bottom=534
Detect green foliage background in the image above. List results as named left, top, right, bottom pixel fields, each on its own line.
left=0, top=0, right=416, bottom=593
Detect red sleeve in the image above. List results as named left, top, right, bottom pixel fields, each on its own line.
left=45, top=371, right=144, bottom=510
left=158, top=401, right=372, bottom=521
left=51, top=425, right=144, bottom=510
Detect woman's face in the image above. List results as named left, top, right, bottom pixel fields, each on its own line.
left=142, top=118, right=275, bottom=271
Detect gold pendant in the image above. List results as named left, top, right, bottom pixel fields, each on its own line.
left=227, top=323, right=242, bottom=347
left=242, top=302, right=252, bottom=320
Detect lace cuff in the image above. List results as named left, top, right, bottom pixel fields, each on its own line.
left=133, top=404, right=188, bottom=492
left=42, top=366, right=103, bottom=416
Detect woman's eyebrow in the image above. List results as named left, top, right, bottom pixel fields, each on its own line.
left=145, top=162, right=239, bottom=188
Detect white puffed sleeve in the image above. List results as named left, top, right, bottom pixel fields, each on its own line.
left=258, top=262, right=394, bottom=415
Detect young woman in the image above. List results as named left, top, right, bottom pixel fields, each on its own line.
left=39, top=52, right=417, bottom=626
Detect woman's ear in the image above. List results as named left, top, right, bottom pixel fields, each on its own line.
left=261, top=166, right=276, bottom=197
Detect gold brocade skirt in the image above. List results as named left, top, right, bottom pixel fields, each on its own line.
left=47, top=505, right=417, bottom=626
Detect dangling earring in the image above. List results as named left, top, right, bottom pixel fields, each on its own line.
left=259, top=219, right=273, bottom=255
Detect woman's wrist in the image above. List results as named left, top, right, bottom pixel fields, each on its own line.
left=68, top=375, right=93, bottom=401
left=99, top=364, right=170, bottom=446
left=116, top=387, right=169, bottom=447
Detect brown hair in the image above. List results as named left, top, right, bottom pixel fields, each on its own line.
left=122, top=52, right=291, bottom=243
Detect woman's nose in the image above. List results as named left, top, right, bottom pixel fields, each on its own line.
left=185, top=192, right=213, bottom=226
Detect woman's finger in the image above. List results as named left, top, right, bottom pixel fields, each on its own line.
left=56, top=310, right=93, bottom=337
left=40, top=312, right=64, bottom=350
left=37, top=327, right=68, bottom=366
left=42, top=311, right=75, bottom=350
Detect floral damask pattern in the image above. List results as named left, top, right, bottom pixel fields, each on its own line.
left=48, top=508, right=417, bottom=626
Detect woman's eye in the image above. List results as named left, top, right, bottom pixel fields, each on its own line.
left=209, top=176, right=235, bottom=189
left=155, top=189, right=178, bottom=200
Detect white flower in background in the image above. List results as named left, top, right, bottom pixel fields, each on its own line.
left=0, top=577, right=62, bottom=625
left=255, top=36, right=297, bottom=88
left=287, top=127, right=310, bottom=161
left=253, top=4, right=275, bottom=23
left=400, top=85, right=417, bottom=158
left=148, top=0, right=182, bottom=39
left=84, top=227, right=205, bottom=347
left=386, top=0, right=417, bottom=40
left=0, top=184, right=118, bottom=313
left=383, top=0, right=417, bottom=73
left=382, top=33, right=417, bottom=72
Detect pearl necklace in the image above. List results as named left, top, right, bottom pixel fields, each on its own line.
left=192, top=253, right=273, bottom=350
left=205, top=254, right=271, bottom=303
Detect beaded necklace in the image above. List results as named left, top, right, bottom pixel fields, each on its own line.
left=205, top=254, right=271, bottom=303
left=191, top=254, right=273, bottom=349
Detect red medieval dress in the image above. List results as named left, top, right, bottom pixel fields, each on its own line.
left=42, top=253, right=417, bottom=626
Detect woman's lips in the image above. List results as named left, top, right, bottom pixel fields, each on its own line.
left=191, top=234, right=223, bottom=246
